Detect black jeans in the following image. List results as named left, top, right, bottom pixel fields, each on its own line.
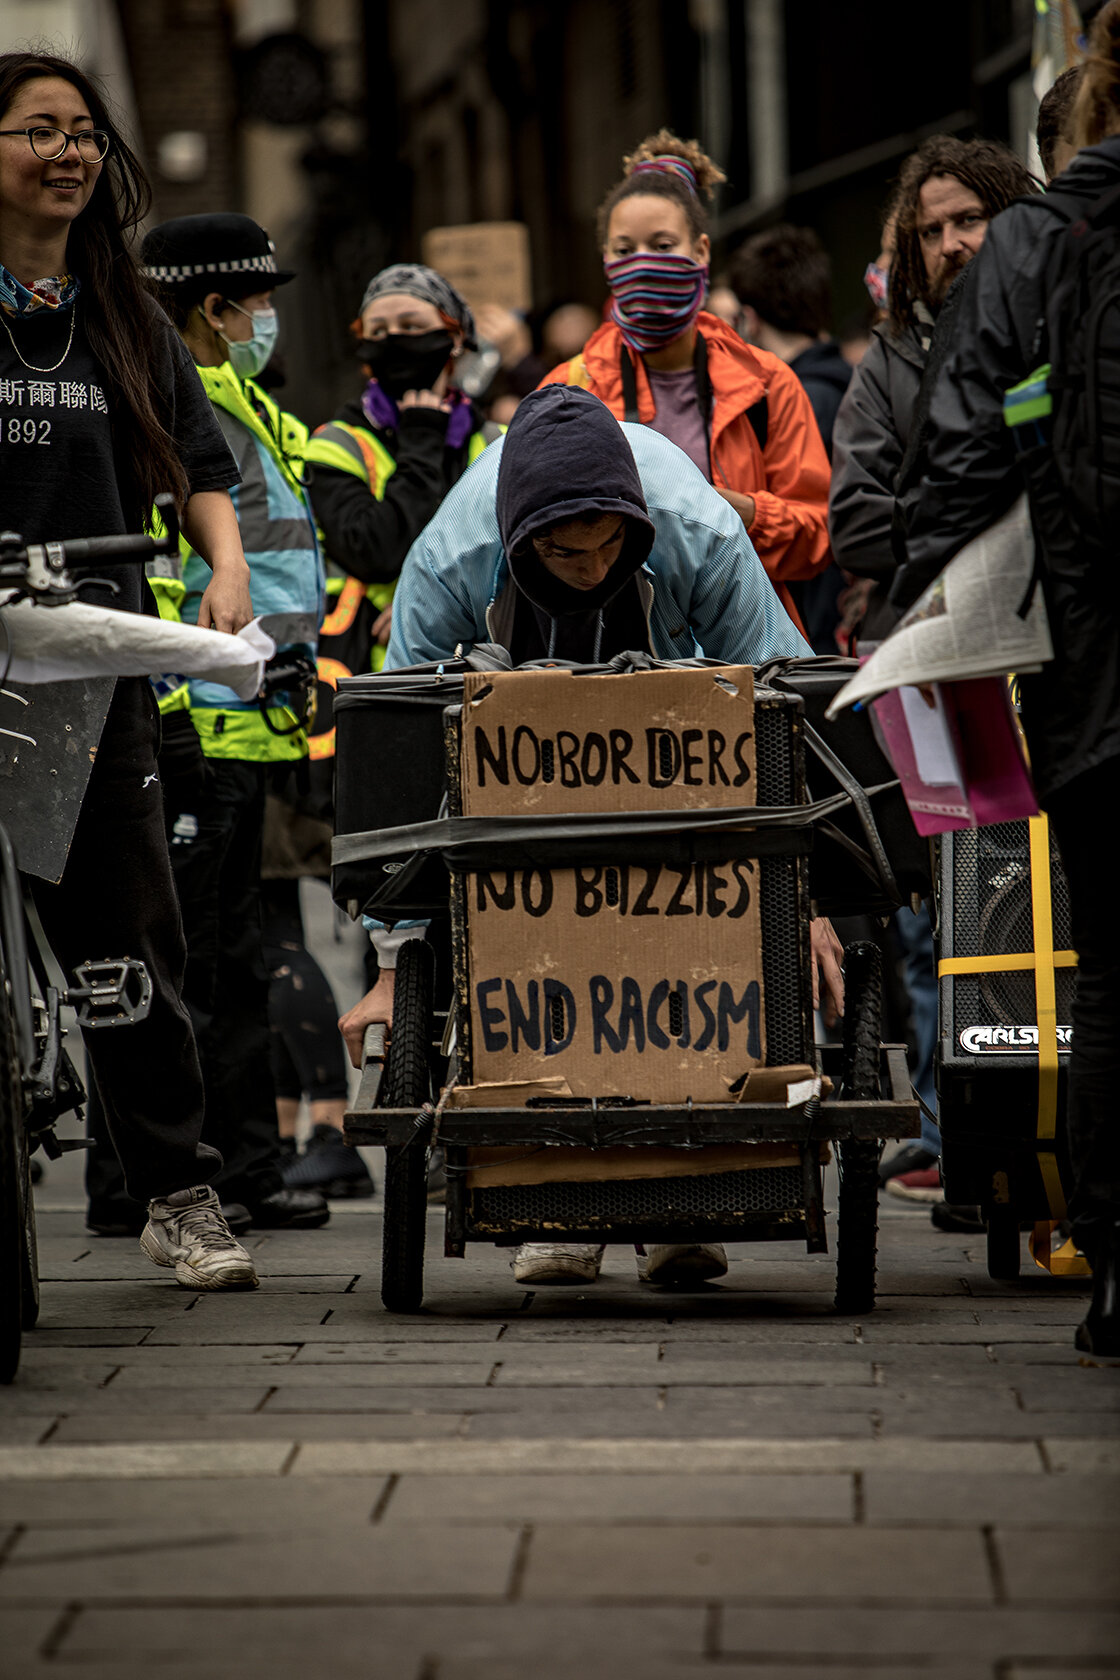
left=1043, top=755, right=1120, bottom=1228
left=86, top=751, right=283, bottom=1213
left=34, top=679, right=217, bottom=1204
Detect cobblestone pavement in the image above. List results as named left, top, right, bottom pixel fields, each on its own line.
left=2, top=1170, right=1118, bottom=1680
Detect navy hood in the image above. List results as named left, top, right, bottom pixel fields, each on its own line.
left=790, top=339, right=852, bottom=395
left=496, top=386, right=655, bottom=619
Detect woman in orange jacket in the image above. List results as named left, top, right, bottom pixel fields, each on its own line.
left=541, top=130, right=831, bottom=637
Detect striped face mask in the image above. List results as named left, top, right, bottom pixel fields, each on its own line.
left=604, top=250, right=708, bottom=354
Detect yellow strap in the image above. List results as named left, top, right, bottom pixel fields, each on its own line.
left=1030, top=1219, right=1092, bottom=1276
left=938, top=950, right=1077, bottom=976
left=1028, top=814, right=1060, bottom=1140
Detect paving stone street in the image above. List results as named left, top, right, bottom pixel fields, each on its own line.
left=3, top=1154, right=1118, bottom=1680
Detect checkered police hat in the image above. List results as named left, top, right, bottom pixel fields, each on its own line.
left=141, top=213, right=295, bottom=297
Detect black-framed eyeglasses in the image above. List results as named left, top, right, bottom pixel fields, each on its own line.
left=0, top=126, right=110, bottom=162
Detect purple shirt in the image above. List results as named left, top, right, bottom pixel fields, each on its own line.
left=645, top=366, right=711, bottom=481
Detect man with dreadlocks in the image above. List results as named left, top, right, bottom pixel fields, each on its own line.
left=829, top=136, right=1038, bottom=642
left=828, top=136, right=1039, bottom=1212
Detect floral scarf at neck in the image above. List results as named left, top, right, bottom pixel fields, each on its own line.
left=0, top=265, right=80, bottom=318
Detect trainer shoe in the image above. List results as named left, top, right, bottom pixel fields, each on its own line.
left=878, top=1142, right=938, bottom=1187
left=282, top=1124, right=374, bottom=1199
left=885, top=1166, right=944, bottom=1204
left=642, top=1243, right=728, bottom=1285
left=512, top=1243, right=604, bottom=1285
left=141, top=1186, right=259, bottom=1290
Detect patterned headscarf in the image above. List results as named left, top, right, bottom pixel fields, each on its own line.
left=359, top=263, right=477, bottom=349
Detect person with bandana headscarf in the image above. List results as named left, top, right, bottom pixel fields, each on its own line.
left=540, top=130, right=831, bottom=640
left=305, top=262, right=502, bottom=678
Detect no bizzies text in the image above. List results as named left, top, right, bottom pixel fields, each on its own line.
left=473, top=860, right=757, bottom=920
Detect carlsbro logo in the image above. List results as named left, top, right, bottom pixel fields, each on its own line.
left=959, top=1024, right=1073, bottom=1054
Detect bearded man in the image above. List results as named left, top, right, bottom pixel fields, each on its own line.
left=829, top=136, right=1037, bottom=642
left=828, top=136, right=1038, bottom=1204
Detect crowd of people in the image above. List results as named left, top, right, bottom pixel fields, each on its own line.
left=1, top=2, right=1117, bottom=1350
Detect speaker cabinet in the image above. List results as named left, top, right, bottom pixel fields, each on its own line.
left=936, top=818, right=1075, bottom=1216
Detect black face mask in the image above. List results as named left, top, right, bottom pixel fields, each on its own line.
left=356, top=330, right=456, bottom=399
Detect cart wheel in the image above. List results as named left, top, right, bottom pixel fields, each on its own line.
left=380, top=939, right=435, bottom=1313
left=985, top=1207, right=1021, bottom=1281
left=0, top=964, right=27, bottom=1382
left=835, top=941, right=882, bottom=1316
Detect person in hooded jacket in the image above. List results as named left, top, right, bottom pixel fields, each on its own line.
left=343, top=385, right=847, bottom=1288
left=894, top=1, right=1120, bottom=1355
left=539, top=130, right=831, bottom=641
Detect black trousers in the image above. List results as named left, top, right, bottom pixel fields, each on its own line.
left=34, top=680, right=217, bottom=1204
left=1043, top=755, right=1120, bottom=1228
left=261, top=877, right=349, bottom=1104
left=86, top=751, right=282, bottom=1212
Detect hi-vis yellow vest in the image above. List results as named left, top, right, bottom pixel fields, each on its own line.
left=304, top=420, right=492, bottom=762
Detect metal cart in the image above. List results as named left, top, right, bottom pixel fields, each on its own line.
left=333, top=661, right=922, bottom=1314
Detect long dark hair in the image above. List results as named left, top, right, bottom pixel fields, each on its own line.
left=0, top=51, right=188, bottom=515
left=886, top=136, right=1039, bottom=336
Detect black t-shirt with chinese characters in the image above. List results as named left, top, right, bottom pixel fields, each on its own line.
left=0, top=296, right=238, bottom=611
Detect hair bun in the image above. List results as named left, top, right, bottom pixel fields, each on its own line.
left=622, top=129, right=726, bottom=204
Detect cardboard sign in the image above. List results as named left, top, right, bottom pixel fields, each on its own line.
left=461, top=667, right=757, bottom=818
left=459, top=668, right=766, bottom=1102
left=420, top=222, right=531, bottom=313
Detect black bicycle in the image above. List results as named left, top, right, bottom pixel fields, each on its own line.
left=0, top=506, right=182, bottom=1382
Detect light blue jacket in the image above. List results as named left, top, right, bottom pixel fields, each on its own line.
left=386, top=423, right=810, bottom=669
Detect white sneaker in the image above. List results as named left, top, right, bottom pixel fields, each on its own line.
left=641, top=1242, right=728, bottom=1285
left=141, top=1185, right=260, bottom=1291
left=512, top=1242, right=604, bottom=1285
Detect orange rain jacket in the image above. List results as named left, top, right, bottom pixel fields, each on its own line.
left=541, top=311, right=832, bottom=635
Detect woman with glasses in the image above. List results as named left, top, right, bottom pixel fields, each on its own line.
left=541, top=130, right=832, bottom=640
left=0, top=50, right=262, bottom=1290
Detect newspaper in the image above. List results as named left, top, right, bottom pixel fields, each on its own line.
left=826, top=494, right=1052, bottom=718
left=0, top=601, right=275, bottom=699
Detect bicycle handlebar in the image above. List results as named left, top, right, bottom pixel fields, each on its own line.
left=0, top=493, right=181, bottom=605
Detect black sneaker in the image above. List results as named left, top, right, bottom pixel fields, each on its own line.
left=878, top=1142, right=938, bottom=1187
left=249, top=1187, right=331, bottom=1229
left=87, top=1201, right=147, bottom=1238
left=219, top=1202, right=252, bottom=1236
left=930, top=1201, right=986, bottom=1234
left=282, top=1125, right=374, bottom=1199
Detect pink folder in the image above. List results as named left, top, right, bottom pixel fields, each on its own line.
left=870, top=677, right=1039, bottom=837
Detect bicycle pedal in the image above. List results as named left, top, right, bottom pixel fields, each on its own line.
left=66, top=958, right=152, bottom=1029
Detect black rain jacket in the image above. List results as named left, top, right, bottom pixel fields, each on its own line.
left=896, top=138, right=1120, bottom=802
left=828, top=318, right=927, bottom=640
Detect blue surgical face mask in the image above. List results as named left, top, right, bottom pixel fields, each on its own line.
left=221, top=302, right=279, bottom=377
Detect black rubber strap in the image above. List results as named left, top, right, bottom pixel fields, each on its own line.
left=333, top=789, right=857, bottom=870
left=620, top=348, right=640, bottom=423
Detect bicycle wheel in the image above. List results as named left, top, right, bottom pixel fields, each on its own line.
left=834, top=941, right=882, bottom=1316
left=21, top=1135, right=39, bottom=1331
left=380, top=939, right=435, bottom=1313
left=0, top=962, right=27, bottom=1382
